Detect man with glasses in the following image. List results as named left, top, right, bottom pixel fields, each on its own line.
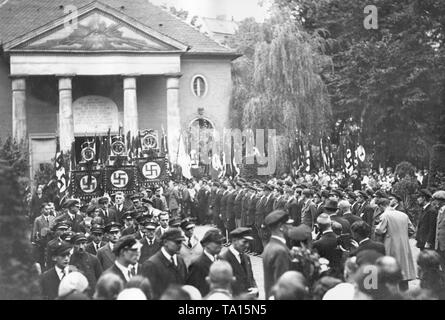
left=140, top=220, right=161, bottom=263
left=141, top=228, right=187, bottom=299
left=104, top=235, right=142, bottom=284
left=97, top=222, right=122, bottom=271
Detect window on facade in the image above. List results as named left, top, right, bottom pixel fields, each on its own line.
left=192, top=75, right=207, bottom=97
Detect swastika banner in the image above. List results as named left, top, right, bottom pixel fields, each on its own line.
left=71, top=170, right=103, bottom=200
left=104, top=166, right=137, bottom=194
left=136, top=157, right=168, bottom=187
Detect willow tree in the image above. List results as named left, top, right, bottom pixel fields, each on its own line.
left=231, top=5, right=332, bottom=175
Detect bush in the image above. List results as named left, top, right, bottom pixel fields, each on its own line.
left=0, top=160, right=41, bottom=299
left=429, top=144, right=445, bottom=190
left=395, top=161, right=416, bottom=179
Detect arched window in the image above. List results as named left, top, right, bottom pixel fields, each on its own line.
left=191, top=75, right=207, bottom=97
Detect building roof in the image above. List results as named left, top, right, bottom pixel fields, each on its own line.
left=0, top=0, right=239, bottom=57
left=201, top=17, right=238, bottom=36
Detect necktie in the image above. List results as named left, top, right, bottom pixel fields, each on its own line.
left=188, top=238, right=192, bottom=248
left=171, top=256, right=176, bottom=267
left=130, top=266, right=136, bottom=276
left=61, top=269, right=67, bottom=280
left=240, top=254, right=247, bottom=273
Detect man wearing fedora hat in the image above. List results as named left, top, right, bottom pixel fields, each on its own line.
left=220, top=227, right=258, bottom=298
left=186, top=228, right=225, bottom=296
left=323, top=198, right=350, bottom=235
left=416, top=189, right=437, bottom=250
left=141, top=228, right=188, bottom=299
left=69, top=232, right=103, bottom=295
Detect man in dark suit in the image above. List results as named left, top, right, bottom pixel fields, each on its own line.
left=312, top=214, right=343, bottom=277
left=108, top=192, right=133, bottom=224
left=219, top=184, right=230, bottom=240
left=197, top=180, right=210, bottom=225
left=53, top=199, right=85, bottom=233
left=97, top=222, right=121, bottom=271
left=40, top=242, right=73, bottom=300
left=350, top=220, right=385, bottom=256
left=97, top=197, right=119, bottom=225
left=300, top=189, right=317, bottom=229
left=262, top=210, right=293, bottom=299
left=85, top=225, right=106, bottom=256
left=211, top=183, right=223, bottom=228
left=69, top=233, right=103, bottom=294
left=186, top=228, right=224, bottom=296
left=221, top=228, right=257, bottom=297
left=233, top=182, right=246, bottom=228
left=103, top=235, right=142, bottom=284
left=139, top=221, right=161, bottom=264
left=415, top=189, right=437, bottom=250
left=141, top=228, right=188, bottom=299
left=226, top=182, right=237, bottom=234
left=324, top=199, right=351, bottom=235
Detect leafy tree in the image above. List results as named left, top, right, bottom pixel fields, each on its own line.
left=285, top=0, right=445, bottom=168
left=228, top=5, right=333, bottom=175
left=0, top=159, right=41, bottom=299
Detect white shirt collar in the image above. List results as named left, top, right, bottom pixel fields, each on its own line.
left=115, top=260, right=131, bottom=282
left=229, top=245, right=242, bottom=264
left=271, top=235, right=286, bottom=245
left=204, top=249, right=216, bottom=262
left=161, top=247, right=177, bottom=266
left=109, top=243, right=114, bottom=251
left=359, top=238, right=370, bottom=245
left=55, top=265, right=69, bottom=280
left=423, top=203, right=430, bottom=210
left=68, top=212, right=74, bottom=220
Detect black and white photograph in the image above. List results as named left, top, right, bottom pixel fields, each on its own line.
left=0, top=0, right=445, bottom=306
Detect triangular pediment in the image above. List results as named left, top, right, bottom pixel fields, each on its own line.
left=5, top=2, right=188, bottom=52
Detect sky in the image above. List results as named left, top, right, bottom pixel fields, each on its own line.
left=149, top=0, right=272, bottom=22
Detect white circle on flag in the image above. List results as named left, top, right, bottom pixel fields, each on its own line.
left=110, top=170, right=129, bottom=188
left=80, top=176, right=97, bottom=193
left=357, top=145, right=366, bottom=162
left=142, top=162, right=161, bottom=179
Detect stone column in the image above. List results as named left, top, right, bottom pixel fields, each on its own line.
left=166, top=75, right=181, bottom=163
left=11, top=78, right=27, bottom=143
left=58, top=77, right=74, bottom=151
left=123, top=76, right=138, bottom=136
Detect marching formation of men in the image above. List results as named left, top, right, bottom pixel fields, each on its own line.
left=30, top=169, right=445, bottom=300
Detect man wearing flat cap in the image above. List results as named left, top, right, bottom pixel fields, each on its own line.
left=186, top=228, right=225, bottom=296
left=85, top=226, right=106, bottom=256
left=415, top=189, right=437, bottom=250
left=262, top=210, right=293, bottom=299
left=54, top=199, right=84, bottom=233
left=179, top=218, right=202, bottom=268
left=104, top=235, right=142, bottom=284
left=220, top=228, right=257, bottom=297
left=141, top=228, right=188, bottom=299
left=139, top=220, right=161, bottom=263
left=45, top=221, right=70, bottom=270
left=69, top=232, right=103, bottom=295
left=41, top=242, right=73, bottom=300
left=97, top=222, right=122, bottom=271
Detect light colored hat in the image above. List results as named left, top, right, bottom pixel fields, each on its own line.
left=317, top=213, right=331, bottom=225
left=58, top=271, right=89, bottom=298
left=117, top=288, right=147, bottom=300
left=433, top=190, right=445, bottom=201
left=182, top=285, right=202, bottom=300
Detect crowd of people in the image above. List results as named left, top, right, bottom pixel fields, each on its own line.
left=28, top=166, right=445, bottom=300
